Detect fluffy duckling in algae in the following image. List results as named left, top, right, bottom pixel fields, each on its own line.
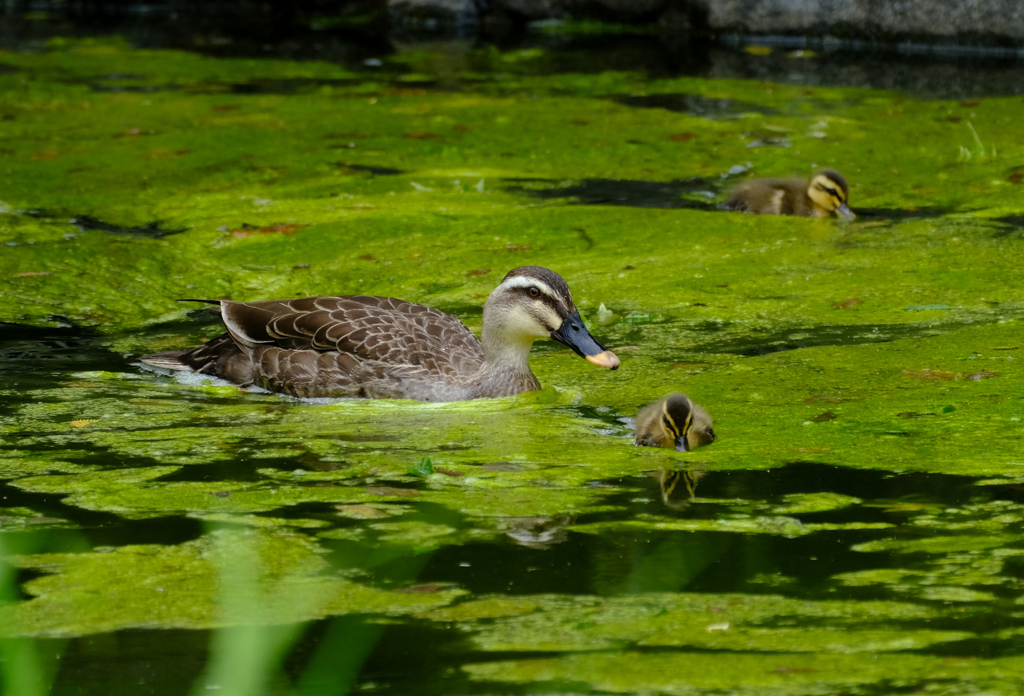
left=634, top=393, right=716, bottom=453
left=722, top=168, right=855, bottom=219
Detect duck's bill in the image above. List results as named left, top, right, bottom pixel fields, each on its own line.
left=836, top=202, right=856, bottom=220
left=674, top=436, right=690, bottom=453
left=551, top=313, right=621, bottom=370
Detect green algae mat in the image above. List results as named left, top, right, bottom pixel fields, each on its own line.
left=1, top=37, right=1024, bottom=695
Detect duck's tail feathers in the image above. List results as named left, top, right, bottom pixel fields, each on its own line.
left=139, top=351, right=193, bottom=371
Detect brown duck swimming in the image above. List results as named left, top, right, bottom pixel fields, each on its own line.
left=634, top=393, right=716, bottom=453
left=722, top=168, right=855, bottom=219
left=141, top=266, right=620, bottom=402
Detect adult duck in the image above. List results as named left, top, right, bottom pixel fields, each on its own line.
left=141, top=266, right=620, bottom=402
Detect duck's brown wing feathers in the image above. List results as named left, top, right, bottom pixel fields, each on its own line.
left=222, top=296, right=483, bottom=370
left=143, top=296, right=485, bottom=398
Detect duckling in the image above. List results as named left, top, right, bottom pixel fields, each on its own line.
left=722, top=168, right=855, bottom=219
left=140, top=266, right=620, bottom=402
left=634, top=393, right=716, bottom=453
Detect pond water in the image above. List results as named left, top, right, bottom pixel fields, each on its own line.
left=2, top=16, right=1024, bottom=696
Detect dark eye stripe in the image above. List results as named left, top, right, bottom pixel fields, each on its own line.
left=517, top=286, right=564, bottom=312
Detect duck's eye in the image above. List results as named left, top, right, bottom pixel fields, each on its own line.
left=528, top=287, right=540, bottom=298
left=826, top=187, right=840, bottom=198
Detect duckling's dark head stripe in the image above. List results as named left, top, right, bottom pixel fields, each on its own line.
left=661, top=400, right=681, bottom=438
left=662, top=393, right=695, bottom=435
left=816, top=168, right=850, bottom=199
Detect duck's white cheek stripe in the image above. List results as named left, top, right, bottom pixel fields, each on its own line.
left=504, top=306, right=548, bottom=338
left=498, top=276, right=558, bottom=301
left=541, top=306, right=562, bottom=330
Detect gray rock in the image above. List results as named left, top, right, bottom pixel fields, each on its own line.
left=389, top=0, right=1024, bottom=44
left=389, top=0, right=479, bottom=32
left=492, top=0, right=669, bottom=20
left=700, top=0, right=1024, bottom=42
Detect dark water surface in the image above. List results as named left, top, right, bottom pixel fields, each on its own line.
left=3, top=328, right=1022, bottom=694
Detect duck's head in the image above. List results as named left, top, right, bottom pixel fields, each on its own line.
left=807, top=169, right=855, bottom=220
left=483, top=266, right=620, bottom=369
left=658, top=393, right=716, bottom=453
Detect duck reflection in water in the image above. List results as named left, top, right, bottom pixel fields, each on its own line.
left=500, top=516, right=573, bottom=549
left=652, top=468, right=707, bottom=508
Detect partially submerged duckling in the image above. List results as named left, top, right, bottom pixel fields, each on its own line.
left=634, top=393, right=716, bottom=453
left=722, top=168, right=855, bottom=219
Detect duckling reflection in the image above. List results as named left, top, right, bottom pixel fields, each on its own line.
left=634, top=393, right=716, bottom=453
left=652, top=468, right=707, bottom=508
left=500, top=515, right=573, bottom=550
left=722, top=168, right=855, bottom=219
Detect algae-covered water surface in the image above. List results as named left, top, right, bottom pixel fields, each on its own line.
left=2, top=27, right=1024, bottom=695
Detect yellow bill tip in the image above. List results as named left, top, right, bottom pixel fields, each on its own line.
left=586, top=350, right=620, bottom=370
